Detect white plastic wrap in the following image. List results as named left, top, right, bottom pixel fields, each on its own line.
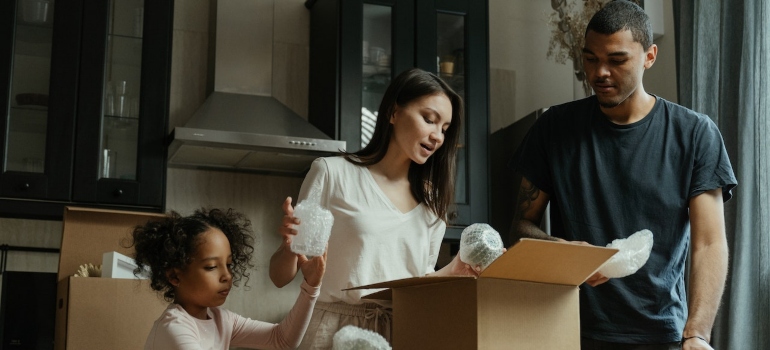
left=332, top=325, right=392, bottom=350
left=598, top=229, right=654, bottom=278
left=459, top=223, right=505, bottom=271
left=290, top=186, right=334, bottom=256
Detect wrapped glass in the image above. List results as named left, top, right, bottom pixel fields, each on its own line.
left=332, top=325, right=392, bottom=350
left=290, top=187, right=334, bottom=256
left=598, top=229, right=654, bottom=278
left=459, top=223, right=504, bottom=271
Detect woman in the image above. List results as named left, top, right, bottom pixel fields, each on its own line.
left=269, top=68, right=474, bottom=349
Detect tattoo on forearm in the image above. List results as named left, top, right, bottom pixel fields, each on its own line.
left=510, top=179, right=554, bottom=242
left=516, top=180, right=540, bottom=216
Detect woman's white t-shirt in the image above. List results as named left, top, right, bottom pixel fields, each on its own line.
left=298, top=157, right=446, bottom=304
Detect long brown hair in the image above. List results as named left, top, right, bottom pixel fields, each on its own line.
left=344, top=68, right=463, bottom=221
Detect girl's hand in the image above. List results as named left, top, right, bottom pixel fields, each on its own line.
left=300, top=247, right=327, bottom=287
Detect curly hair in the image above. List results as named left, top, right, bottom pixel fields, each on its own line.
left=126, top=208, right=255, bottom=302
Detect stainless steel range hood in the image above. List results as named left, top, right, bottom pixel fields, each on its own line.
left=167, top=0, right=345, bottom=176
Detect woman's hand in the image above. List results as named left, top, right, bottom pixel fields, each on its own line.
left=300, top=247, right=327, bottom=287
left=269, top=197, right=304, bottom=288
left=448, top=254, right=480, bottom=276
left=430, top=248, right=507, bottom=277
left=279, top=196, right=301, bottom=250
left=431, top=254, right=479, bottom=277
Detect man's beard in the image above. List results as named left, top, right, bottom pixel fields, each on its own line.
left=598, top=99, right=621, bottom=108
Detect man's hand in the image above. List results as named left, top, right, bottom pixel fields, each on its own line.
left=585, top=271, right=609, bottom=287
left=682, top=336, right=713, bottom=350
left=565, top=240, right=610, bottom=287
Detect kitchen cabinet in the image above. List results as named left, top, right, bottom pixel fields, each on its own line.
left=0, top=0, right=173, bottom=219
left=306, top=0, right=489, bottom=238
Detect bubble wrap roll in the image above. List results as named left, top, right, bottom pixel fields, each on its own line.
left=459, top=223, right=504, bottom=271
left=598, top=229, right=654, bottom=278
left=332, top=325, right=392, bottom=350
left=290, top=187, right=334, bottom=256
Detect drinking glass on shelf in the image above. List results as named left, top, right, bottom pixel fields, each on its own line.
left=114, top=80, right=129, bottom=118
left=102, top=149, right=118, bottom=178
left=115, top=94, right=129, bottom=118
left=104, top=82, right=115, bottom=116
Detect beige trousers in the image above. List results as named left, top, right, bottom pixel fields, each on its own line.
left=298, top=301, right=393, bottom=350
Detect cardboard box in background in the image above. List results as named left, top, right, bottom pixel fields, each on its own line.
left=54, top=207, right=168, bottom=350
left=351, top=239, right=617, bottom=349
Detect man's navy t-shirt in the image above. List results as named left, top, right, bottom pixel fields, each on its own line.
left=511, top=95, right=737, bottom=343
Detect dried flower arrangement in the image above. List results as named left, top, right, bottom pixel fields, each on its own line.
left=73, top=263, right=102, bottom=277
left=546, top=0, right=608, bottom=97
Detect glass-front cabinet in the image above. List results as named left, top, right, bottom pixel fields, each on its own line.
left=415, top=0, right=489, bottom=239
left=0, top=0, right=172, bottom=219
left=306, top=0, right=489, bottom=239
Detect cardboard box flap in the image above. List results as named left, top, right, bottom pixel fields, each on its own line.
left=480, top=238, right=617, bottom=286
left=57, top=207, right=165, bottom=282
left=346, top=276, right=474, bottom=291
left=361, top=289, right=393, bottom=301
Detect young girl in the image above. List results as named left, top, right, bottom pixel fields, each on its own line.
left=130, top=208, right=326, bottom=349
left=269, top=68, right=476, bottom=349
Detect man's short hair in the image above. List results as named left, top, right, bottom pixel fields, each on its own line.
left=586, top=0, right=653, bottom=49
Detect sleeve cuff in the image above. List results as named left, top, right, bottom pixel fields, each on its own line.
left=300, top=280, right=321, bottom=298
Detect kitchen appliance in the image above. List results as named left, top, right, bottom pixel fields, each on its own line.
left=167, top=0, right=345, bottom=176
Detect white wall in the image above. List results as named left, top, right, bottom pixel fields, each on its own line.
left=642, top=0, right=678, bottom=104
left=489, top=0, right=678, bottom=132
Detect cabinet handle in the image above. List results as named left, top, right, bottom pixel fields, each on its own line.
left=21, top=183, right=30, bottom=190
left=114, top=189, right=123, bottom=196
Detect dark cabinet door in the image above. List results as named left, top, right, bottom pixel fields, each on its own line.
left=72, top=0, right=171, bottom=208
left=415, top=0, right=489, bottom=236
left=0, top=0, right=82, bottom=204
left=308, top=0, right=414, bottom=152
left=0, top=0, right=172, bottom=219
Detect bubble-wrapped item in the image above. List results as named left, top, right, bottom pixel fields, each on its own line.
left=459, top=223, right=504, bottom=271
left=598, top=229, right=654, bottom=278
left=332, top=325, right=392, bottom=350
left=290, top=186, right=334, bottom=256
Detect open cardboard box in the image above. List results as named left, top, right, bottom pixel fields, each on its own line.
left=349, top=238, right=618, bottom=349
left=54, top=207, right=168, bottom=350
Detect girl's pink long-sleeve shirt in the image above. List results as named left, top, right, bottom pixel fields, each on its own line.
left=144, top=281, right=320, bottom=350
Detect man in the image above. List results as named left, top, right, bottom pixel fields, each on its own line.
left=510, top=1, right=737, bottom=349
